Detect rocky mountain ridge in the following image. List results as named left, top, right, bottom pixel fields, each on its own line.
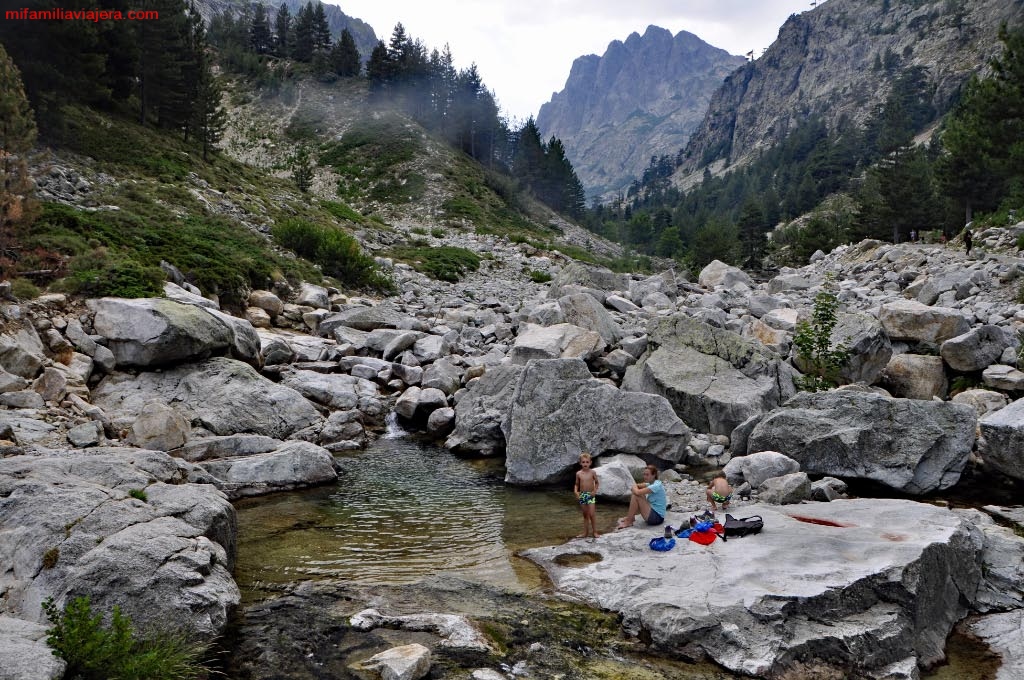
left=537, top=25, right=745, bottom=200
left=676, top=0, right=1024, bottom=181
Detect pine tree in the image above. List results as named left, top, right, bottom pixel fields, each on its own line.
left=312, top=3, right=332, bottom=52
left=190, top=17, right=226, bottom=161
left=250, top=3, right=272, bottom=54
left=331, top=29, right=361, bottom=77
left=291, top=145, right=314, bottom=192
left=0, top=45, right=37, bottom=276
left=274, top=3, right=291, bottom=56
left=291, top=2, right=315, bottom=62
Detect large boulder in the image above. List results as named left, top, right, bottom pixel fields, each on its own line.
left=622, top=315, right=797, bottom=436
left=757, top=472, right=811, bottom=505
left=318, top=304, right=409, bottom=334
left=698, top=260, right=753, bottom=289
left=978, top=398, right=1024, bottom=481
left=0, top=327, right=46, bottom=379
left=0, top=451, right=239, bottom=640
left=747, top=391, right=976, bottom=494
left=723, top=450, right=800, bottom=489
left=831, top=312, right=893, bottom=385
left=444, top=365, right=524, bottom=456
left=546, top=261, right=629, bottom=300
left=281, top=369, right=379, bottom=411
left=951, top=388, right=1009, bottom=418
left=92, top=357, right=322, bottom=439
left=878, top=300, right=971, bottom=346
left=502, top=359, right=688, bottom=485
left=197, top=440, right=337, bottom=499
left=524, top=499, right=984, bottom=679
left=557, top=293, right=622, bottom=345
left=129, top=401, right=190, bottom=451
left=879, top=354, right=948, bottom=400
left=940, top=325, right=1015, bottom=373
left=87, top=298, right=258, bottom=368
left=508, top=323, right=604, bottom=365
left=964, top=611, right=1024, bottom=680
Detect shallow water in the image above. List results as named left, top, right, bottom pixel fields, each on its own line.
left=233, top=438, right=622, bottom=601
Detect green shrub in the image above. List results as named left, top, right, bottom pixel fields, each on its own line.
left=528, top=270, right=552, bottom=283
left=272, top=219, right=392, bottom=291
left=388, top=246, right=481, bottom=282
left=10, top=277, right=40, bottom=300
left=1017, top=232, right=1024, bottom=251
left=793, top=278, right=850, bottom=392
left=43, top=596, right=209, bottom=680
left=128, top=489, right=148, bottom=502
left=430, top=228, right=445, bottom=238
left=61, top=249, right=165, bottom=298
left=410, top=227, right=427, bottom=235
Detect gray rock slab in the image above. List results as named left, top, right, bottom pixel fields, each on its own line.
left=173, top=434, right=282, bottom=462
left=0, top=451, right=239, bottom=639
left=92, top=357, right=322, bottom=439
left=963, top=611, right=1024, bottom=680
left=198, top=440, right=337, bottom=499
left=0, top=617, right=66, bottom=680
left=88, top=297, right=235, bottom=368
left=502, top=359, right=688, bottom=485
left=748, top=391, right=975, bottom=494
left=622, top=315, right=797, bottom=436
left=978, top=398, right=1024, bottom=481
left=523, top=499, right=981, bottom=678
left=281, top=369, right=379, bottom=410
left=445, top=364, right=524, bottom=456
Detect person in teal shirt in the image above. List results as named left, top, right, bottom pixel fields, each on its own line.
left=616, top=464, right=666, bottom=529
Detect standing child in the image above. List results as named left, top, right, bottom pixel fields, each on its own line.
left=574, top=452, right=600, bottom=539
left=706, top=473, right=733, bottom=512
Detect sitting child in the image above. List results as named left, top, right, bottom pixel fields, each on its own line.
left=706, top=473, right=733, bottom=512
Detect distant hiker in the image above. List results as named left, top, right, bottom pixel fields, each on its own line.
left=964, top=229, right=973, bottom=256
left=706, top=473, right=733, bottom=512
left=574, top=452, right=600, bottom=539
left=909, top=229, right=917, bottom=242
left=616, top=465, right=666, bottom=529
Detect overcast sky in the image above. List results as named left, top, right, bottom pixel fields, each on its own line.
left=336, top=0, right=816, bottom=123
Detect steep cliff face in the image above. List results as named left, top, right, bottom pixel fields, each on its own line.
left=536, top=26, right=745, bottom=200
left=677, top=0, right=1024, bottom=179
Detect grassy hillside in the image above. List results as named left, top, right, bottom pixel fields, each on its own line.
left=11, top=72, right=632, bottom=308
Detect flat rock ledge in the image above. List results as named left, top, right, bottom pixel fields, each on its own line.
left=523, top=499, right=984, bottom=679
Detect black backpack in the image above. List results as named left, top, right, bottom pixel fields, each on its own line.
left=723, top=514, right=763, bottom=538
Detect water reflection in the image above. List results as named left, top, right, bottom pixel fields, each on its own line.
left=233, top=438, right=620, bottom=599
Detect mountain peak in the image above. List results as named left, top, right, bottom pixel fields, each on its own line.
left=537, top=27, right=745, bottom=199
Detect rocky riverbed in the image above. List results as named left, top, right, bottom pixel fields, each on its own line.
left=2, top=225, right=1024, bottom=679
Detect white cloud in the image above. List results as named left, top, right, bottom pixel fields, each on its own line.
left=336, top=0, right=812, bottom=121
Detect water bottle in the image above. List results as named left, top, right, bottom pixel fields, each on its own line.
left=664, top=525, right=673, bottom=540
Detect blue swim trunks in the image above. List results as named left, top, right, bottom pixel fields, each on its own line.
left=578, top=491, right=596, bottom=505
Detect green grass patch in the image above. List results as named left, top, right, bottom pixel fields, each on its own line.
left=128, top=489, right=148, bottom=502
left=388, top=245, right=481, bottom=282
left=528, top=269, right=552, bottom=283
left=272, top=219, right=393, bottom=291
left=320, top=200, right=366, bottom=224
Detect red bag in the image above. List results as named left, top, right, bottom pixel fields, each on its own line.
left=688, top=529, right=717, bottom=545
